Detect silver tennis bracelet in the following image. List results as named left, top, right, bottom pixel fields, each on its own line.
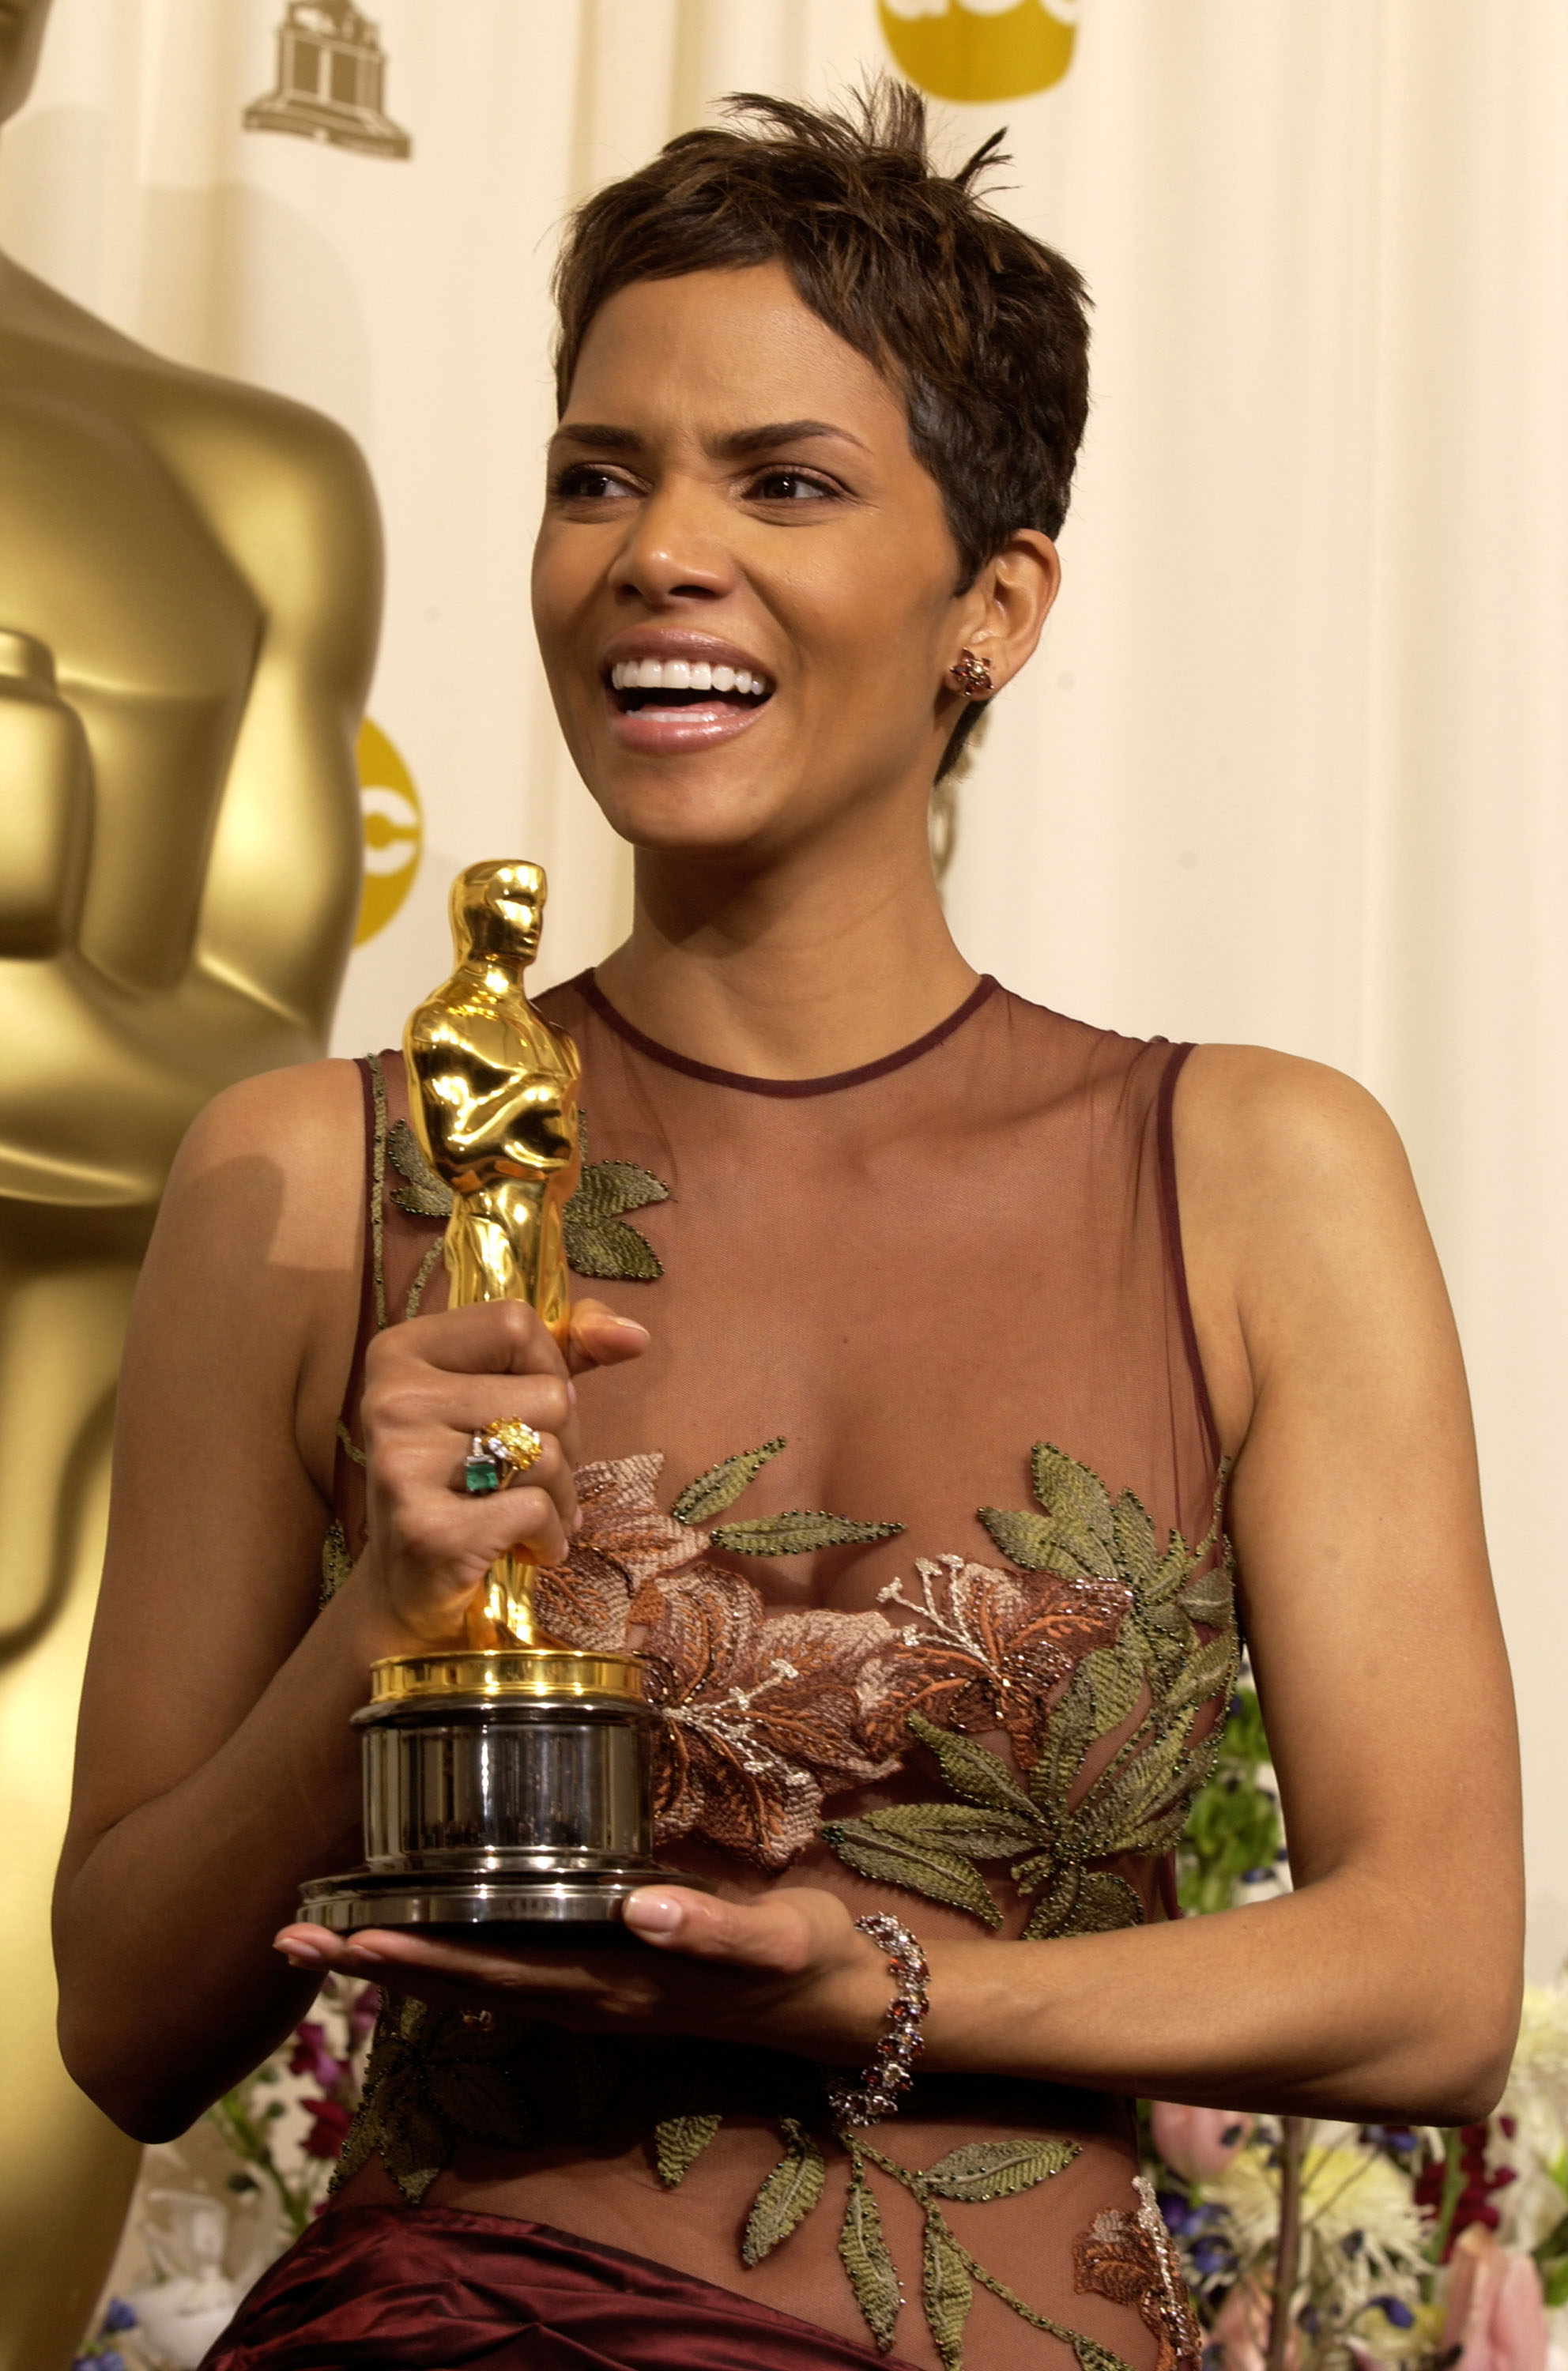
left=824, top=1912, right=932, bottom=2127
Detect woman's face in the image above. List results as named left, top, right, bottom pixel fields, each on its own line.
left=531, top=262, right=981, bottom=865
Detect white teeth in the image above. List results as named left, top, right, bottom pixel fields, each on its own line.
left=609, top=657, right=770, bottom=695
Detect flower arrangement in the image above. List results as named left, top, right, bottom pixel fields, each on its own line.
left=77, top=1977, right=378, bottom=2371
left=1150, top=1679, right=1566, bottom=2371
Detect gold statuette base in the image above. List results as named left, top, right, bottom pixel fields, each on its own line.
left=300, top=1646, right=701, bottom=1938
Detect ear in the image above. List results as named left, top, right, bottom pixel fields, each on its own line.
left=952, top=530, right=1060, bottom=694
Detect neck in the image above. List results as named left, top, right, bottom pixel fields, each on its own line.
left=594, top=795, right=975, bottom=1081
left=462, top=951, right=534, bottom=997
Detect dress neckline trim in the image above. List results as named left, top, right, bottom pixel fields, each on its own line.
left=567, top=971, right=999, bottom=1097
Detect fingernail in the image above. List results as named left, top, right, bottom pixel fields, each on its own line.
left=571, top=1510, right=583, bottom=1534
left=274, top=1931, right=326, bottom=1967
left=567, top=1381, right=578, bottom=1407
left=609, top=1315, right=649, bottom=1340
left=624, top=1891, right=682, bottom=1935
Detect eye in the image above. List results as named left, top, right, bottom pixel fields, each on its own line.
left=746, top=467, right=840, bottom=504
left=550, top=463, right=639, bottom=502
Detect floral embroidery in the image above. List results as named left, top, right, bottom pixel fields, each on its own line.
left=823, top=1449, right=1237, bottom=1939
left=1073, top=2177, right=1204, bottom=2371
left=860, top=1554, right=1131, bottom=1766
left=529, top=1451, right=902, bottom=1866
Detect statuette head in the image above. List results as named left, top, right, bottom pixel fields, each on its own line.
left=450, top=858, right=547, bottom=967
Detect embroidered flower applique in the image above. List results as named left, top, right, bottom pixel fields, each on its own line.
left=859, top=1553, right=1132, bottom=1767
left=526, top=1451, right=901, bottom=1868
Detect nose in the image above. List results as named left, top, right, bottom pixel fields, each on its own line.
left=605, top=478, right=736, bottom=608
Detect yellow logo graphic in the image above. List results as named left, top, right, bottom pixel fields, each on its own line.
left=356, top=718, right=422, bottom=945
left=879, top=0, right=1079, bottom=104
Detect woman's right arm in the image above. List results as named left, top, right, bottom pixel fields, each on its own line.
left=52, top=1060, right=639, bottom=2139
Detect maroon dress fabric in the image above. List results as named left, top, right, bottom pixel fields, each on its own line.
left=204, top=2205, right=922, bottom=2370
left=205, top=973, right=1227, bottom=2371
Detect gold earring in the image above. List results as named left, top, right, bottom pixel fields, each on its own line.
left=948, top=648, right=993, bottom=698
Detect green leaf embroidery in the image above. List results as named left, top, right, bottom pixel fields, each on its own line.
left=1179, top=1562, right=1234, bottom=1627
left=975, top=1504, right=1068, bottom=1572
left=1020, top=1864, right=1083, bottom=1939
left=318, top=1517, right=352, bottom=1608
left=654, top=2113, right=722, bottom=2188
left=1079, top=1642, right=1147, bottom=1737
left=1031, top=1442, right=1116, bottom=1566
left=386, top=1118, right=453, bottom=1219
left=569, top=1155, right=670, bottom=1223
left=564, top=1153, right=671, bottom=1282
left=1056, top=1869, right=1145, bottom=1936
left=710, top=1511, right=903, bottom=1556
left=921, top=2136, right=1080, bottom=2202
left=1110, top=1489, right=1159, bottom=1589
left=922, top=2210, right=974, bottom=2371
left=821, top=1819, right=1004, bottom=1927
left=566, top=1215, right=665, bottom=1283
left=1074, top=2336, right=1142, bottom=2371
left=671, top=1438, right=786, bottom=1526
left=741, top=2118, right=825, bottom=2266
left=839, top=2170, right=903, bottom=2354
left=906, top=1711, right=1038, bottom=1819
left=846, top=1800, right=1039, bottom=1862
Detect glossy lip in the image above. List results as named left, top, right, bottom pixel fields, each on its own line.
left=599, top=627, right=775, bottom=756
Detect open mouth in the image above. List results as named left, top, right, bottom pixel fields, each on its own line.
left=608, top=658, right=774, bottom=714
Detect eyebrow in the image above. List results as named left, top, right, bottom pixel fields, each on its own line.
left=550, top=418, right=870, bottom=459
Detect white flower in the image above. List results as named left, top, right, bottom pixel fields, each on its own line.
left=1204, top=2135, right=1427, bottom=2328
left=1492, top=1980, right=1568, bottom=2251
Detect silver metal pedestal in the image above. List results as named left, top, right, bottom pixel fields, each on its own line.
left=300, top=1649, right=684, bottom=1938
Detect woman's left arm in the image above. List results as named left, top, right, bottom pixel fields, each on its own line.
left=282, top=1047, right=1523, bottom=2123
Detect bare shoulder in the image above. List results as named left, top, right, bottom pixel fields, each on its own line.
left=1171, top=1045, right=1445, bottom=1452
left=1174, top=1042, right=1418, bottom=1227
left=162, top=1057, right=366, bottom=1278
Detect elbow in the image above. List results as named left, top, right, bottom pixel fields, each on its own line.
left=1374, top=1961, right=1522, bottom=2127
left=57, top=2000, right=213, bottom=2145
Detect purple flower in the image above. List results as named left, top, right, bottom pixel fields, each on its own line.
left=104, top=2301, right=138, bottom=2333
left=288, top=2019, right=347, bottom=2091
left=1372, top=2296, right=1415, bottom=2328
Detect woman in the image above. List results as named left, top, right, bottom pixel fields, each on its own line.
left=55, top=88, right=1521, bottom=2371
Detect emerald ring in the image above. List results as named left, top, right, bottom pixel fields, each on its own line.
left=462, top=1418, right=545, bottom=1496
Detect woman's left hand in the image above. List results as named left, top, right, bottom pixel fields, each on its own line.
left=273, top=1887, right=891, bottom=2065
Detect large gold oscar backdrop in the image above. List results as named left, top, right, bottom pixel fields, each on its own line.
left=0, top=2, right=380, bottom=2361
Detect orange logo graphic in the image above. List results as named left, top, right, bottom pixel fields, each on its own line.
left=356, top=718, right=422, bottom=945
left=879, top=0, right=1079, bottom=104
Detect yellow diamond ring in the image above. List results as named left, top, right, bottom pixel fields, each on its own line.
left=462, top=1419, right=545, bottom=1495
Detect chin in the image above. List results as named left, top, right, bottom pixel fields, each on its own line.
left=586, top=765, right=787, bottom=859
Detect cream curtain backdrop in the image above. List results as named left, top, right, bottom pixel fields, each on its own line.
left=3, top=0, right=1564, bottom=2029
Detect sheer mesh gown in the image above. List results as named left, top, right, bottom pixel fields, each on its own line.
left=207, top=973, right=1234, bottom=2371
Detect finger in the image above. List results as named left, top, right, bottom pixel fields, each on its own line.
left=398, top=1300, right=571, bottom=1382
left=621, top=1887, right=816, bottom=1974
left=567, top=1299, right=650, bottom=1377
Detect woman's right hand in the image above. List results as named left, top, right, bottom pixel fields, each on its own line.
left=360, top=1296, right=648, bottom=1647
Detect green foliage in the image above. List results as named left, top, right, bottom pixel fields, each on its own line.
left=1175, top=1682, right=1283, bottom=1915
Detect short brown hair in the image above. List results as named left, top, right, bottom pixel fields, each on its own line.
left=552, top=82, right=1091, bottom=583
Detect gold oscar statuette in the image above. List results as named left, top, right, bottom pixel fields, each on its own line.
left=300, top=863, right=684, bottom=1936
left=0, top=1, right=381, bottom=2354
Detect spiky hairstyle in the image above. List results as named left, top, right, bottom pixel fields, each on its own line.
left=552, top=81, right=1091, bottom=584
